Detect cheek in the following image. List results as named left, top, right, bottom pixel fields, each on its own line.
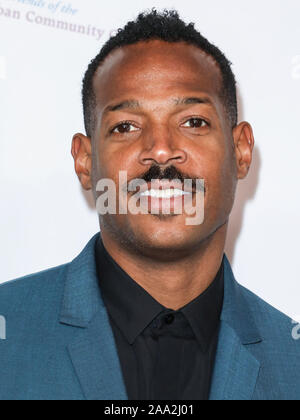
left=214, top=150, right=237, bottom=215
left=94, top=142, right=141, bottom=200
left=201, top=142, right=236, bottom=210
left=93, top=136, right=121, bottom=181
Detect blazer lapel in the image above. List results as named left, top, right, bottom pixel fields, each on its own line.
left=67, top=308, right=128, bottom=400
left=59, top=233, right=128, bottom=400
left=59, top=235, right=263, bottom=400
left=209, top=322, right=261, bottom=400
left=210, top=255, right=262, bottom=400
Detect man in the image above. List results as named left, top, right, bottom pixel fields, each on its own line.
left=0, top=9, right=299, bottom=401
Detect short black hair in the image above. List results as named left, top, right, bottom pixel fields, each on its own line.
left=82, top=8, right=238, bottom=138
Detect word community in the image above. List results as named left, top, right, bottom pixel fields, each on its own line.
left=0, top=6, right=105, bottom=40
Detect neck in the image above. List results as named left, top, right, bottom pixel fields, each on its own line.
left=100, top=223, right=228, bottom=310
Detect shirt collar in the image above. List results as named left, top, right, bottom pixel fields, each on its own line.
left=96, top=234, right=224, bottom=350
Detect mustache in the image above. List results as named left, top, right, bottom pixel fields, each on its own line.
left=124, top=164, right=206, bottom=194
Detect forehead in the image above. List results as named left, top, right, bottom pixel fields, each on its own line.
left=93, top=40, right=223, bottom=109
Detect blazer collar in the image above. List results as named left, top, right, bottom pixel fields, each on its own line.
left=60, top=233, right=128, bottom=400
left=221, top=254, right=262, bottom=345
left=60, top=232, right=262, bottom=344
left=59, top=233, right=263, bottom=400
left=209, top=255, right=263, bottom=400
left=59, top=233, right=104, bottom=328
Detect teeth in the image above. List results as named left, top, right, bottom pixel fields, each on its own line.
left=140, top=189, right=192, bottom=199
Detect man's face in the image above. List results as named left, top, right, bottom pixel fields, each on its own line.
left=78, top=40, right=252, bottom=258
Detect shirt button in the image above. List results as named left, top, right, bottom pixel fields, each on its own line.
left=164, top=314, right=175, bottom=325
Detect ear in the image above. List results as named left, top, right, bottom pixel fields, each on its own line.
left=232, top=122, right=255, bottom=180
left=71, top=133, right=92, bottom=190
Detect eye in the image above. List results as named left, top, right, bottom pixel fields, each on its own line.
left=181, top=118, right=209, bottom=128
left=111, top=121, right=140, bottom=134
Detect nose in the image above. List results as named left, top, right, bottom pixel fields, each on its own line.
left=138, top=125, right=187, bottom=167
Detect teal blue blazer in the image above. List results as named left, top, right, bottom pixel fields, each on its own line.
left=0, top=233, right=299, bottom=400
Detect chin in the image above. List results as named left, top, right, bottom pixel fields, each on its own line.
left=126, top=218, right=208, bottom=258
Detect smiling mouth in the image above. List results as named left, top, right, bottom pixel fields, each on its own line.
left=139, top=188, right=193, bottom=199
left=138, top=190, right=195, bottom=216
left=126, top=180, right=199, bottom=216
left=128, top=179, right=199, bottom=197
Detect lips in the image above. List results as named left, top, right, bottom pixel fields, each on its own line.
left=140, top=188, right=191, bottom=198
left=139, top=191, right=194, bottom=214
left=128, top=179, right=196, bottom=196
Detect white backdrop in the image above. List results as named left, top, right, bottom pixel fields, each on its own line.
left=1, top=0, right=299, bottom=320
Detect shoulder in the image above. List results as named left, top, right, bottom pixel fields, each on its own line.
left=239, top=284, right=300, bottom=398
left=0, top=264, right=69, bottom=317
left=239, top=283, right=300, bottom=361
left=241, top=283, right=295, bottom=331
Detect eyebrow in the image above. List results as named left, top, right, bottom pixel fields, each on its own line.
left=102, top=96, right=214, bottom=116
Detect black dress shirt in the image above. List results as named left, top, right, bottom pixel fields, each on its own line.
left=95, top=235, right=224, bottom=400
